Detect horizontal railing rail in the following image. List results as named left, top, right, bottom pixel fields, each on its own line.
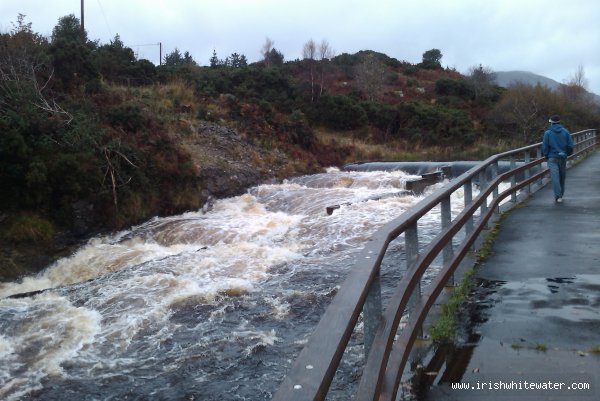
left=272, top=129, right=597, bottom=401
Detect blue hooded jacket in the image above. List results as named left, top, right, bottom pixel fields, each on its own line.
left=542, top=123, right=573, bottom=159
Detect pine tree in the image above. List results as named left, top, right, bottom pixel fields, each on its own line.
left=209, top=49, right=219, bottom=68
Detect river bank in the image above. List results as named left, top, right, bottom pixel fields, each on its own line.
left=0, top=122, right=305, bottom=283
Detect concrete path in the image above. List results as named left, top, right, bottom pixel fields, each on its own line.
left=422, top=150, right=600, bottom=400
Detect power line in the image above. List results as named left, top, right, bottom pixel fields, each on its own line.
left=96, top=0, right=113, bottom=38
left=132, top=42, right=162, bottom=66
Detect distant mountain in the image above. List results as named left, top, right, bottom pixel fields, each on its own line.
left=494, top=70, right=600, bottom=105
left=493, top=70, right=561, bottom=90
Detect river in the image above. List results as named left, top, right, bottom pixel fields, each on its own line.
left=0, top=167, right=468, bottom=401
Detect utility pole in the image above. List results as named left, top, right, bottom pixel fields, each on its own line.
left=80, top=0, right=85, bottom=42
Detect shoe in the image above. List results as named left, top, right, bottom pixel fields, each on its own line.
left=556, top=197, right=563, bottom=203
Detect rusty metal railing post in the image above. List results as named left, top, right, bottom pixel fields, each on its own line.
left=491, top=161, right=499, bottom=213
left=463, top=180, right=473, bottom=235
left=441, top=196, right=454, bottom=285
left=363, top=271, right=382, bottom=357
left=405, top=223, right=419, bottom=291
left=524, top=150, right=531, bottom=194
left=478, top=170, right=488, bottom=227
left=405, top=222, right=421, bottom=336
left=510, top=156, right=517, bottom=203
left=536, top=148, right=543, bottom=187
left=405, top=224, right=419, bottom=295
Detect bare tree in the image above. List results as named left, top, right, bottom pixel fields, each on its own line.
left=467, top=64, right=496, bottom=101
left=302, top=39, right=335, bottom=102
left=562, top=64, right=590, bottom=104
left=318, top=40, right=334, bottom=61
left=302, top=39, right=316, bottom=60
left=568, top=64, right=588, bottom=89
left=488, top=83, right=564, bottom=144
left=354, top=53, right=386, bottom=101
left=302, top=39, right=317, bottom=102
left=317, top=40, right=335, bottom=98
left=261, top=37, right=274, bottom=67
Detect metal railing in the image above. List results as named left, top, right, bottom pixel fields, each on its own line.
left=272, top=129, right=597, bottom=401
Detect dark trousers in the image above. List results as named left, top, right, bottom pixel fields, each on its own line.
left=548, top=158, right=567, bottom=198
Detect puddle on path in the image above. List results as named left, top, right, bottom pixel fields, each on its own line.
left=404, top=274, right=600, bottom=400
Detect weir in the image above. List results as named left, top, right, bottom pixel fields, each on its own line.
left=344, top=160, right=543, bottom=181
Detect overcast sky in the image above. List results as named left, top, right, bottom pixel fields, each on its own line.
left=2, top=0, right=599, bottom=94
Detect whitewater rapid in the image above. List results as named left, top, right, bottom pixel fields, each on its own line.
left=1, top=167, right=471, bottom=401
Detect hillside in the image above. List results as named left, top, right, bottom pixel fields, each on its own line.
left=2, top=16, right=599, bottom=281
left=0, top=54, right=482, bottom=280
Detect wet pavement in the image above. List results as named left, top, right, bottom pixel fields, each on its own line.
left=421, top=150, right=600, bottom=400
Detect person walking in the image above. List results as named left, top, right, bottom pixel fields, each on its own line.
left=541, top=115, right=574, bottom=203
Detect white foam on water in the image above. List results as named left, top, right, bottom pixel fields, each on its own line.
left=0, top=194, right=305, bottom=300
left=0, top=292, right=101, bottom=401
left=0, top=334, right=13, bottom=359
left=0, top=169, right=420, bottom=299
left=0, top=238, right=196, bottom=299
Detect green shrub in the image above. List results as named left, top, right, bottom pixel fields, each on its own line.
left=385, top=72, right=399, bottom=84
left=332, top=52, right=362, bottom=77
left=24, top=159, right=51, bottom=208
left=231, top=67, right=297, bottom=111
left=84, top=77, right=103, bottom=94
left=280, top=110, right=314, bottom=149
left=360, top=101, right=399, bottom=133
left=107, top=103, right=147, bottom=132
left=310, top=94, right=367, bottom=130
left=397, top=102, right=475, bottom=146
left=5, top=213, right=54, bottom=242
left=257, top=99, right=275, bottom=123
left=128, top=59, right=158, bottom=85
left=224, top=94, right=241, bottom=118
left=436, top=96, right=468, bottom=108
left=403, top=65, right=419, bottom=75
left=435, top=77, right=474, bottom=99
left=196, top=104, right=209, bottom=120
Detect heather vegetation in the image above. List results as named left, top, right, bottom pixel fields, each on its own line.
left=1, top=14, right=599, bottom=277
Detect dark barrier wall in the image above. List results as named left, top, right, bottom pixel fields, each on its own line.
left=343, top=161, right=542, bottom=182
